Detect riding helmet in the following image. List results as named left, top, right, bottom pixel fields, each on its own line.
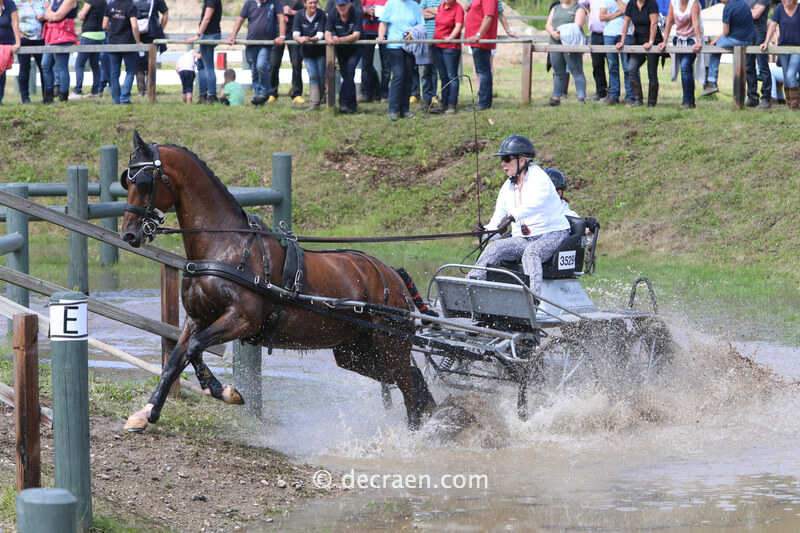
left=494, top=135, right=536, bottom=159
left=545, top=167, right=567, bottom=191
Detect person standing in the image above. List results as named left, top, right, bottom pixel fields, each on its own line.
left=418, top=0, right=439, bottom=109
left=658, top=0, right=702, bottom=109
left=102, top=0, right=141, bottom=104
left=325, top=0, right=362, bottom=113
left=132, top=0, right=168, bottom=97
left=14, top=0, right=45, bottom=104
left=600, top=0, right=632, bottom=105
left=228, top=0, right=286, bottom=106
left=41, top=0, right=77, bottom=103
left=580, top=0, right=608, bottom=100
left=269, top=0, right=305, bottom=103
left=616, top=0, right=662, bottom=107
left=293, top=0, right=326, bottom=110
left=465, top=0, right=497, bottom=110
left=432, top=0, right=463, bottom=114
left=73, top=0, right=107, bottom=98
left=360, top=0, right=390, bottom=102
left=746, top=0, right=771, bottom=108
left=701, top=0, right=756, bottom=97
left=760, top=0, right=800, bottom=109
left=0, top=0, right=22, bottom=105
left=546, top=0, right=588, bottom=105
left=376, top=0, right=423, bottom=119
left=186, top=0, right=222, bottom=103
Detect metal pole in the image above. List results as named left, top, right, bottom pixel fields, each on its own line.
left=99, top=146, right=119, bottom=266
left=272, top=153, right=292, bottom=230
left=6, top=184, right=29, bottom=332
left=67, top=166, right=89, bottom=294
left=49, top=292, right=92, bottom=531
left=232, top=340, right=262, bottom=418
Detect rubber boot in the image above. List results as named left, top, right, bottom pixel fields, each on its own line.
left=43, top=89, right=54, bottom=105
left=305, top=84, right=320, bottom=111
left=136, top=71, right=147, bottom=96
left=647, top=82, right=658, bottom=108
left=786, top=86, right=800, bottom=111
left=197, top=94, right=207, bottom=105
left=58, top=91, right=69, bottom=103
left=628, top=79, right=643, bottom=107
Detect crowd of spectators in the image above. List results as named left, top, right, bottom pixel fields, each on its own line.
left=1, top=0, right=799, bottom=110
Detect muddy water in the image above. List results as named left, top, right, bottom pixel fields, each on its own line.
left=4, top=285, right=800, bottom=531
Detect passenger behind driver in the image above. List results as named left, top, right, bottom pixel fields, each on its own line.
left=545, top=166, right=599, bottom=236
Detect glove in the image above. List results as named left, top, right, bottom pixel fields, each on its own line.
left=471, top=222, right=486, bottom=235
left=584, top=217, right=599, bottom=233
left=497, top=214, right=515, bottom=235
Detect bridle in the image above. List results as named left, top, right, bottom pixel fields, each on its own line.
left=124, top=143, right=176, bottom=240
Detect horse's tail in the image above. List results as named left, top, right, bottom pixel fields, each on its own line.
left=394, top=268, right=438, bottom=317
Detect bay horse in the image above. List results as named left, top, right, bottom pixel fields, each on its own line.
left=119, top=131, right=435, bottom=431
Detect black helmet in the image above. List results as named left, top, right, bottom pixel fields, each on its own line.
left=494, top=135, right=535, bottom=159
left=545, top=167, right=566, bottom=191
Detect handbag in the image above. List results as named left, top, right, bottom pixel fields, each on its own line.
left=137, top=0, right=154, bottom=34
left=43, top=17, right=77, bottom=44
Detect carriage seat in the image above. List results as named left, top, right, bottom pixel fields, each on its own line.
left=486, top=216, right=588, bottom=284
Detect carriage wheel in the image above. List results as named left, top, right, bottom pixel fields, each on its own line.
left=619, top=316, right=673, bottom=384
left=517, top=337, right=594, bottom=420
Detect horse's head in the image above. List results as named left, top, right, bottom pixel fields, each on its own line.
left=120, top=130, right=178, bottom=247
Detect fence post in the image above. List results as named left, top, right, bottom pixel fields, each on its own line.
left=49, top=291, right=92, bottom=531
left=272, top=153, right=292, bottom=230
left=522, top=41, right=533, bottom=104
left=6, top=184, right=29, bottom=332
left=161, top=264, right=180, bottom=396
left=732, top=46, right=746, bottom=109
left=14, top=313, right=41, bottom=492
left=16, top=488, right=78, bottom=533
left=326, top=43, right=336, bottom=111
left=67, top=166, right=89, bottom=295
left=233, top=340, right=262, bottom=418
left=99, top=146, right=119, bottom=266
left=148, top=43, right=158, bottom=104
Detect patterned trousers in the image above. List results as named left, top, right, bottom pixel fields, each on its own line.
left=467, top=229, right=570, bottom=296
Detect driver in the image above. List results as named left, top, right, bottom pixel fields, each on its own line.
left=467, top=135, right=571, bottom=297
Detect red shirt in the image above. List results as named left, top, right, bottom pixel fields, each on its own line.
left=464, top=0, right=497, bottom=50
left=434, top=0, right=465, bottom=49
left=362, top=0, right=389, bottom=34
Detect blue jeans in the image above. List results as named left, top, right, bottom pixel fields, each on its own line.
left=109, top=51, right=137, bottom=103
left=472, top=47, right=492, bottom=108
left=0, top=72, right=5, bottom=103
left=197, top=33, right=220, bottom=96
left=551, top=50, right=586, bottom=99
left=707, top=35, right=750, bottom=83
left=336, top=46, right=360, bottom=111
left=17, top=38, right=44, bottom=102
left=434, top=47, right=460, bottom=106
left=387, top=47, right=414, bottom=114
left=747, top=30, right=771, bottom=100
left=782, top=53, right=800, bottom=88
left=246, top=45, right=272, bottom=98
left=675, top=37, right=697, bottom=105
left=42, top=42, right=72, bottom=93
left=303, top=54, right=326, bottom=87
left=74, top=35, right=105, bottom=95
left=99, top=51, right=110, bottom=92
left=604, top=34, right=631, bottom=101
left=421, top=62, right=436, bottom=101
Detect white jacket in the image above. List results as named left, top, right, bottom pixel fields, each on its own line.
left=486, top=163, right=571, bottom=238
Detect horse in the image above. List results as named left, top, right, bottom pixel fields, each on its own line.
left=119, top=131, right=435, bottom=431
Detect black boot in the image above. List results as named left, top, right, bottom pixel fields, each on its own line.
left=43, top=89, right=55, bottom=105
left=58, top=91, right=69, bottom=103
left=647, top=83, right=658, bottom=108
left=628, top=79, right=643, bottom=107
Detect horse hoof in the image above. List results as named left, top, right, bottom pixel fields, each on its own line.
left=225, top=386, right=245, bottom=405
left=123, top=415, right=148, bottom=433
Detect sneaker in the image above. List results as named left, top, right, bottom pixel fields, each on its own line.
left=745, top=98, right=759, bottom=107
left=85, top=93, right=99, bottom=98
left=444, top=103, right=457, bottom=115
left=599, top=97, right=619, bottom=105
left=680, top=101, right=696, bottom=109
left=388, top=112, right=399, bottom=121
left=69, top=92, right=83, bottom=100
left=700, top=82, right=719, bottom=96
left=292, top=95, right=306, bottom=104
left=251, top=95, right=266, bottom=106
left=418, top=99, right=432, bottom=111
left=577, top=97, right=587, bottom=104
left=403, top=111, right=415, bottom=119
left=757, top=99, right=771, bottom=109
left=409, top=96, right=420, bottom=104
left=267, top=95, right=278, bottom=103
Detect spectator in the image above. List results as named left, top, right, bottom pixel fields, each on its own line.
left=419, top=0, right=439, bottom=109
left=760, top=0, right=800, bottom=109
left=616, top=0, right=663, bottom=107
left=746, top=0, right=771, bottom=107
left=269, top=0, right=305, bottom=104
left=360, top=0, right=390, bottom=103
left=132, top=0, right=168, bottom=97
left=769, top=61, right=799, bottom=104
left=658, top=0, right=703, bottom=109
left=175, top=48, right=199, bottom=103
left=14, top=0, right=45, bottom=104
left=42, top=0, right=78, bottom=103
left=293, top=0, right=326, bottom=110
left=377, top=0, right=424, bottom=120
left=546, top=0, right=588, bottom=105
left=702, top=0, right=756, bottom=96
left=186, top=0, right=222, bottom=104
left=102, top=0, right=140, bottom=104
left=600, top=0, right=633, bottom=105
left=579, top=0, right=609, bottom=100
left=73, top=0, right=107, bottom=98
left=0, top=0, right=21, bottom=105
left=431, top=0, right=463, bottom=114
left=465, top=0, right=497, bottom=110
left=220, top=68, right=244, bottom=105
left=228, top=0, right=286, bottom=106
left=325, top=0, right=362, bottom=114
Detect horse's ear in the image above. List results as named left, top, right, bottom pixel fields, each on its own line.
left=119, top=169, right=129, bottom=190
left=133, top=129, right=145, bottom=150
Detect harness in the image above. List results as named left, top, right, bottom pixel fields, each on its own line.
left=124, top=143, right=177, bottom=239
